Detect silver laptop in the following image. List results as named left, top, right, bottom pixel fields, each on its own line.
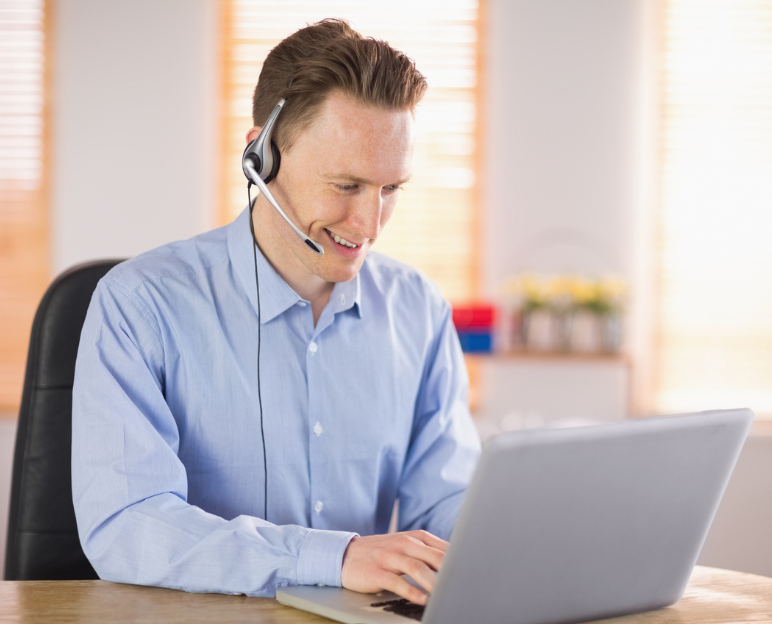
left=277, top=408, right=752, bottom=624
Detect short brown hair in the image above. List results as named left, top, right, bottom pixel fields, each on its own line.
left=252, top=19, right=427, bottom=151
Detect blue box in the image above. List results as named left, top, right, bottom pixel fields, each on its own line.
left=457, top=330, right=492, bottom=353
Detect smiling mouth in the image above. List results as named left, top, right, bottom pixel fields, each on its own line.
left=324, top=228, right=361, bottom=249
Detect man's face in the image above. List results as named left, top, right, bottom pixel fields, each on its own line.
left=250, top=91, right=415, bottom=284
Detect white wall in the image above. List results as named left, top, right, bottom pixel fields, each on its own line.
left=697, top=431, right=772, bottom=578
left=51, top=0, right=219, bottom=273
left=483, top=0, right=648, bottom=288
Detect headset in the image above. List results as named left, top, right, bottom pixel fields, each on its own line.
left=241, top=98, right=324, bottom=523
left=242, top=99, right=324, bottom=255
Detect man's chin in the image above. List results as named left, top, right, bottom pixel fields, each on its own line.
left=322, top=267, right=361, bottom=284
left=316, top=257, right=366, bottom=284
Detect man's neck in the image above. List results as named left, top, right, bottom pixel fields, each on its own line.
left=251, top=199, right=333, bottom=325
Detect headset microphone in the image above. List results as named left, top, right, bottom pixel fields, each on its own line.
left=242, top=99, right=324, bottom=255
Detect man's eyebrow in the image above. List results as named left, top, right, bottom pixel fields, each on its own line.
left=321, top=173, right=413, bottom=185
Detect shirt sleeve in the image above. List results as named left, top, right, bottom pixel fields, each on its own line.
left=71, top=278, right=356, bottom=597
left=397, top=299, right=482, bottom=540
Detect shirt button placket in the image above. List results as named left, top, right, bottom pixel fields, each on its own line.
left=307, top=337, right=323, bottom=526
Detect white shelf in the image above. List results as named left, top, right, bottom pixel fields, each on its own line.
left=469, top=352, right=631, bottom=431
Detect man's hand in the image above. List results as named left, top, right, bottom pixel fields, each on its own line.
left=340, top=531, right=448, bottom=605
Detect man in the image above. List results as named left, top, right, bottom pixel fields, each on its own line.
left=72, top=19, right=480, bottom=605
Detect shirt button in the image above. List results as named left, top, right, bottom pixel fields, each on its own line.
left=314, top=501, right=324, bottom=514
left=313, top=422, right=323, bottom=436
left=309, top=341, right=318, bottom=353
left=298, top=301, right=307, bottom=307
left=340, top=294, right=345, bottom=304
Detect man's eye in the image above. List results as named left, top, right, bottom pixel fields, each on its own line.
left=337, top=184, right=358, bottom=191
left=384, top=185, right=401, bottom=193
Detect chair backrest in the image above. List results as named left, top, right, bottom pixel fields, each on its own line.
left=5, top=260, right=124, bottom=580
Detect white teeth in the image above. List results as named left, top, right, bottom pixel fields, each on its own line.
left=328, top=230, right=358, bottom=248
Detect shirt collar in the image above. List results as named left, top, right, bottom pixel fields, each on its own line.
left=227, top=207, right=362, bottom=324
left=329, top=272, right=362, bottom=319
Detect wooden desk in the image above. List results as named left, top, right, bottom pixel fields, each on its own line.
left=0, top=566, right=770, bottom=623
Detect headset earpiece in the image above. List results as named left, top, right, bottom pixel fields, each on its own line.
left=242, top=99, right=285, bottom=184
left=263, top=141, right=281, bottom=185
left=243, top=142, right=261, bottom=174
left=242, top=139, right=281, bottom=184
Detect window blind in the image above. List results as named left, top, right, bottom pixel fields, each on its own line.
left=220, top=0, right=481, bottom=301
left=0, top=0, right=49, bottom=412
left=656, top=0, right=772, bottom=417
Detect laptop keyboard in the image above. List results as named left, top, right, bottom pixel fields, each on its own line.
left=370, top=598, right=425, bottom=621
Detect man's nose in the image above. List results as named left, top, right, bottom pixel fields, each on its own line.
left=350, top=191, right=382, bottom=240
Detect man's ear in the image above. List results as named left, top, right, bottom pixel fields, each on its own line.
left=246, top=126, right=262, bottom=144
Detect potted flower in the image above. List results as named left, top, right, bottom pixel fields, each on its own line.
left=568, top=276, right=627, bottom=352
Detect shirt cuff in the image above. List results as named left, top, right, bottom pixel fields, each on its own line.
left=296, top=529, right=358, bottom=587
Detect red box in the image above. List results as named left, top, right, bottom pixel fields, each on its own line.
left=452, top=304, right=496, bottom=329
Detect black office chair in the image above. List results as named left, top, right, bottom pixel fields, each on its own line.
left=5, top=259, right=124, bottom=580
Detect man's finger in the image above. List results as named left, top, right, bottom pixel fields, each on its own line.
left=403, top=540, right=445, bottom=572
left=390, top=556, right=438, bottom=595
left=411, top=530, right=449, bottom=552
left=382, top=572, right=430, bottom=606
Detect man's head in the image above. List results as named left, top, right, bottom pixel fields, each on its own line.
left=252, top=18, right=427, bottom=151
left=247, top=20, right=427, bottom=291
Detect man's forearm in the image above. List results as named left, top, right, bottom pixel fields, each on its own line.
left=76, top=491, right=357, bottom=596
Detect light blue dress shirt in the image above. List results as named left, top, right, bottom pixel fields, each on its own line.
left=72, top=207, right=480, bottom=597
